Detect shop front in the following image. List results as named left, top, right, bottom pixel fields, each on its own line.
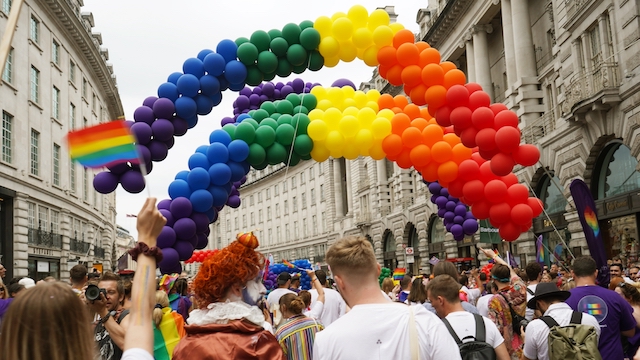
left=428, top=217, right=446, bottom=274
left=383, top=230, right=397, bottom=270
left=28, top=255, right=60, bottom=281
left=533, top=212, right=573, bottom=267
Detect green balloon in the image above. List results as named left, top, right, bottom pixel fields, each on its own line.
left=276, top=58, right=292, bottom=78
left=287, top=44, right=308, bottom=67
left=291, top=113, right=310, bottom=135
left=255, top=125, right=276, bottom=148
left=269, top=112, right=282, bottom=120
left=235, top=122, right=256, bottom=144
left=270, top=37, right=289, bottom=58
left=237, top=43, right=259, bottom=66
left=292, top=62, right=308, bottom=74
left=247, top=143, right=266, bottom=166
left=266, top=142, right=287, bottom=165
left=275, top=124, right=295, bottom=146
left=267, top=29, right=283, bottom=40
left=282, top=23, right=301, bottom=45
left=300, top=153, right=312, bottom=161
left=259, top=102, right=276, bottom=115
left=257, top=51, right=278, bottom=74
left=250, top=30, right=271, bottom=52
left=261, top=118, right=279, bottom=131
left=299, top=28, right=321, bottom=51
left=243, top=118, right=260, bottom=129
left=264, top=71, right=276, bottom=81
left=252, top=109, right=270, bottom=122
left=301, top=94, right=317, bottom=110
left=293, top=105, right=309, bottom=115
left=308, top=51, right=324, bottom=72
left=235, top=37, right=249, bottom=46
left=254, top=160, right=269, bottom=170
left=277, top=114, right=292, bottom=127
left=299, top=20, right=314, bottom=30
left=245, top=66, right=264, bottom=86
left=286, top=93, right=302, bottom=107
left=287, top=151, right=301, bottom=166
left=276, top=100, right=294, bottom=115
left=222, top=123, right=236, bottom=139
left=293, top=134, right=314, bottom=155
left=247, top=110, right=255, bottom=118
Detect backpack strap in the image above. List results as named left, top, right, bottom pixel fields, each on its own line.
left=540, top=315, right=559, bottom=328
left=570, top=311, right=582, bottom=324
left=473, top=314, right=487, bottom=343
left=441, top=318, right=463, bottom=344
left=526, top=287, right=534, bottom=296
left=117, top=309, right=130, bottom=324
left=498, top=293, right=519, bottom=318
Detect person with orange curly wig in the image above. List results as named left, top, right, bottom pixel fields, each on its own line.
left=172, top=232, right=285, bottom=360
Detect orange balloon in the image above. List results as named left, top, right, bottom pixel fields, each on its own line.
left=393, top=29, right=415, bottom=48
left=420, top=108, right=432, bottom=119
left=410, top=144, right=431, bottom=167
left=451, top=143, right=473, bottom=164
left=396, top=148, right=413, bottom=169
left=415, top=41, right=430, bottom=52
left=378, top=63, right=391, bottom=78
left=422, top=162, right=440, bottom=182
left=403, top=84, right=415, bottom=98
left=404, top=104, right=421, bottom=120
left=393, top=95, right=409, bottom=109
left=421, top=63, right=445, bottom=87
left=391, top=106, right=403, bottom=114
left=410, top=117, right=429, bottom=131
left=381, top=134, right=403, bottom=156
left=409, top=85, right=428, bottom=106
left=443, top=69, right=466, bottom=89
left=401, top=127, right=424, bottom=148
left=377, top=46, right=398, bottom=67
left=386, top=64, right=404, bottom=86
left=431, top=141, right=453, bottom=163
left=419, top=48, right=441, bottom=67
left=443, top=133, right=461, bottom=147
left=424, top=85, right=447, bottom=111
left=422, top=124, right=444, bottom=147
left=391, top=113, right=411, bottom=135
left=440, top=61, right=457, bottom=73
left=401, top=65, right=422, bottom=87
left=396, top=43, right=419, bottom=67
left=438, top=161, right=459, bottom=183
left=378, top=94, right=396, bottom=110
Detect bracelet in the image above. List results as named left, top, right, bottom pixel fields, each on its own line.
left=128, top=242, right=163, bottom=263
left=311, top=278, right=317, bottom=281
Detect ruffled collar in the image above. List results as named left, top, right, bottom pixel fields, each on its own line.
left=188, top=300, right=265, bottom=327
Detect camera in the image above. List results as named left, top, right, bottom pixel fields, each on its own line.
left=520, top=319, right=530, bottom=333
left=85, top=284, right=107, bottom=302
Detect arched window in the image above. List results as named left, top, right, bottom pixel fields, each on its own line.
left=408, top=225, right=418, bottom=248
left=384, top=232, right=395, bottom=253
left=538, top=174, right=566, bottom=215
left=429, top=217, right=445, bottom=244
left=594, top=142, right=640, bottom=199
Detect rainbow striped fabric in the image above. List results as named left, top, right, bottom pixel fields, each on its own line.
left=275, top=314, right=324, bottom=360
left=282, top=260, right=296, bottom=269
left=67, top=120, right=139, bottom=168
left=153, top=307, right=186, bottom=360
left=392, top=268, right=406, bottom=281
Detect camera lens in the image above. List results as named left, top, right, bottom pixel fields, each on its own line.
left=86, top=284, right=101, bottom=301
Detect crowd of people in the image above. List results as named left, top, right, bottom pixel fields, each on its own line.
left=1, top=198, right=640, bottom=359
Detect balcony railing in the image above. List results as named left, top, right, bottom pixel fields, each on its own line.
left=565, top=0, right=592, bottom=21
left=522, top=109, right=558, bottom=144
left=563, top=62, right=620, bottom=113
left=535, top=46, right=555, bottom=71
left=27, top=227, right=62, bottom=249
left=94, top=247, right=106, bottom=258
left=70, top=238, right=91, bottom=254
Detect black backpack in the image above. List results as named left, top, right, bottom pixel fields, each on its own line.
left=499, top=293, right=526, bottom=336
left=442, top=313, right=497, bottom=360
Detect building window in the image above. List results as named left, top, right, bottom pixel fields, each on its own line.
left=300, top=172, right=305, bottom=184
left=321, top=212, right=326, bottom=229
left=242, top=214, right=247, bottom=228
left=309, top=166, right=314, bottom=178
left=29, top=16, right=39, bottom=44
left=266, top=188, right=270, bottom=199
left=250, top=212, right=255, bottom=225
left=268, top=229, right=273, bottom=245
left=30, top=129, right=39, bottom=176
left=226, top=219, right=230, bottom=231
left=294, top=221, right=299, bottom=238
left=82, top=78, right=87, bottom=98
left=285, top=224, right=290, bottom=241
left=92, top=93, right=96, bottom=112
left=234, top=218, right=239, bottom=230
left=292, top=196, right=297, bottom=212
left=312, top=215, right=318, bottom=235
left=38, top=205, right=49, bottom=231
left=277, top=226, right=281, bottom=243
left=284, top=200, right=288, bottom=215
left=2, top=0, right=10, bottom=14
left=52, top=40, right=60, bottom=65
left=69, top=60, right=76, bottom=83
left=250, top=195, right=254, bottom=206
left=259, top=209, right=263, bottom=223
left=53, top=144, right=60, bottom=186
left=258, top=192, right=262, bottom=203
left=70, top=159, right=76, bottom=192
left=274, top=184, right=279, bottom=196
left=310, top=189, right=316, bottom=203
left=320, top=184, right=325, bottom=201
left=291, top=177, right=296, bottom=188
left=28, top=202, right=36, bottom=228
left=2, top=48, right=12, bottom=83
left=595, top=142, right=640, bottom=199
left=303, top=220, right=308, bottom=236
left=52, top=86, right=60, bottom=119
left=51, top=210, right=59, bottom=234
left=69, top=103, right=76, bottom=129
left=2, top=111, right=11, bottom=163
left=276, top=204, right=280, bottom=218
left=319, top=163, right=323, bottom=175
left=30, top=66, right=39, bottom=103
left=83, top=168, right=89, bottom=201
left=301, top=192, right=306, bottom=209
left=283, top=181, right=287, bottom=192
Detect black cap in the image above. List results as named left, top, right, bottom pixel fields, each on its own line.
left=527, top=282, right=571, bottom=309
left=277, top=272, right=292, bottom=285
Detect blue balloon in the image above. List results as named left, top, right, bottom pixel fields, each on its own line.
left=175, top=97, right=197, bottom=119
left=168, top=179, right=192, bottom=199
left=222, top=182, right=232, bottom=194
left=158, top=82, right=179, bottom=102
left=183, top=58, right=205, bottom=78
left=175, top=170, right=190, bottom=181
left=228, top=82, right=245, bottom=92
left=190, top=189, right=214, bottom=213
left=209, top=129, right=232, bottom=146
left=203, top=53, right=226, bottom=76
left=187, top=167, right=210, bottom=190
left=228, top=161, right=246, bottom=182
left=197, top=49, right=214, bottom=61
left=186, top=115, right=198, bottom=129
left=194, top=94, right=214, bottom=115
left=200, top=75, right=221, bottom=96
left=167, top=72, right=182, bottom=84
left=224, top=60, right=247, bottom=85
left=205, top=207, right=218, bottom=223
left=176, top=74, right=200, bottom=98
left=195, top=145, right=209, bottom=155
left=218, top=76, right=229, bottom=91
left=216, top=39, right=238, bottom=63
left=188, top=153, right=210, bottom=170
left=237, top=114, right=251, bottom=122
left=228, top=140, right=250, bottom=162
left=209, top=185, right=229, bottom=207
left=210, top=92, right=223, bottom=107
left=207, top=143, right=229, bottom=164
left=209, top=163, right=232, bottom=186
left=241, top=161, right=250, bottom=174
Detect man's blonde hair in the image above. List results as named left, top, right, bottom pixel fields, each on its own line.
left=326, top=236, right=378, bottom=279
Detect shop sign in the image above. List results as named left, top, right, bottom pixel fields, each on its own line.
left=37, top=261, right=49, bottom=272
left=533, top=212, right=568, bottom=233
left=406, top=255, right=415, bottom=263
left=479, top=220, right=501, bottom=244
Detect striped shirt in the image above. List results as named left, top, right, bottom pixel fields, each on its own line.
left=275, top=314, right=324, bottom=360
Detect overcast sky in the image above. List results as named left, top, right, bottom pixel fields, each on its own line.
left=81, top=1, right=426, bottom=237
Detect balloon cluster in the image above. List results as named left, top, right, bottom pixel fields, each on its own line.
left=228, top=79, right=320, bottom=121
left=265, top=260, right=314, bottom=291
left=185, top=249, right=218, bottom=264
left=315, top=5, right=404, bottom=67
left=379, top=267, right=391, bottom=286
left=480, top=262, right=494, bottom=277
left=427, top=182, right=478, bottom=241
left=236, top=22, right=323, bottom=86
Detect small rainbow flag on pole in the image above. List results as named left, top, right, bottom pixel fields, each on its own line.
left=536, top=235, right=545, bottom=264
left=67, top=120, right=140, bottom=168
left=282, top=260, right=296, bottom=269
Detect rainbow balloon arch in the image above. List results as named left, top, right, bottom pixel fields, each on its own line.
left=92, top=6, right=543, bottom=274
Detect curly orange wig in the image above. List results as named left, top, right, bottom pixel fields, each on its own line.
left=193, top=235, right=264, bottom=305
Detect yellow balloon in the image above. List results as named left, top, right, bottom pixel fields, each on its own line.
left=311, top=144, right=330, bottom=162
left=316, top=99, right=333, bottom=111
left=354, top=91, right=368, bottom=108
left=369, top=140, right=386, bottom=160
left=343, top=145, right=360, bottom=160
left=368, top=9, right=390, bottom=31
left=356, top=47, right=366, bottom=60
left=372, top=26, right=394, bottom=47
left=339, top=40, right=357, bottom=62
left=341, top=85, right=356, bottom=99
left=371, top=117, right=392, bottom=139
left=363, top=45, right=380, bottom=67
left=329, top=148, right=343, bottom=159
left=357, top=108, right=376, bottom=127
left=389, top=23, right=405, bottom=34
left=352, top=27, right=373, bottom=49
left=355, top=129, right=374, bottom=150
left=307, top=119, right=329, bottom=141
left=331, top=12, right=348, bottom=21
left=332, top=17, right=354, bottom=41
left=310, top=86, right=327, bottom=99
left=339, top=115, right=360, bottom=138
left=343, top=106, right=359, bottom=118
left=347, top=5, right=369, bottom=29
left=323, top=55, right=341, bottom=68
left=366, top=89, right=381, bottom=102
left=365, top=101, right=379, bottom=113
left=324, top=108, right=342, bottom=129
left=327, top=87, right=344, bottom=106
left=314, top=16, right=333, bottom=38
left=378, top=108, right=395, bottom=120
left=318, top=37, right=340, bottom=58
left=342, top=98, right=357, bottom=109
left=308, top=109, right=325, bottom=120
left=326, top=130, right=345, bottom=151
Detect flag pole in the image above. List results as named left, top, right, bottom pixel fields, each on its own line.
left=0, top=0, right=24, bottom=77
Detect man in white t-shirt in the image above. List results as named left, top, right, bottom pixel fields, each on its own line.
left=427, top=274, right=511, bottom=360
left=312, top=236, right=461, bottom=360
left=476, top=281, right=497, bottom=317
left=524, top=262, right=542, bottom=321
left=459, top=272, right=481, bottom=306
left=266, top=272, right=295, bottom=327
left=309, top=269, right=345, bottom=327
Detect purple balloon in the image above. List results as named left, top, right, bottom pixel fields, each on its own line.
left=445, top=222, right=453, bottom=232
left=281, top=85, right=293, bottom=97
left=172, top=117, right=189, bottom=136
left=465, top=212, right=476, bottom=220
left=437, top=208, right=447, bottom=218
left=249, top=94, right=261, bottom=105
left=158, top=247, right=180, bottom=271
left=463, top=219, right=479, bottom=234
left=170, top=197, right=193, bottom=219
left=195, top=233, right=208, bottom=250
left=108, top=163, right=131, bottom=175
left=252, top=87, right=262, bottom=96
left=133, top=105, right=155, bottom=125
left=291, top=78, right=305, bottom=93
left=239, top=87, right=252, bottom=97
left=174, top=218, right=197, bottom=240
left=165, top=136, right=175, bottom=150
left=148, top=140, right=168, bottom=161
left=275, top=82, right=284, bottom=90
left=435, top=196, right=448, bottom=208
left=262, top=82, right=275, bottom=97
left=142, top=96, right=158, bottom=108
left=130, top=122, right=153, bottom=145
left=191, top=212, right=210, bottom=233
left=174, top=240, right=194, bottom=261
left=151, top=119, right=175, bottom=142
left=235, top=95, right=250, bottom=110
left=152, top=98, right=175, bottom=119
left=158, top=199, right=172, bottom=210
left=159, top=209, right=175, bottom=227
left=331, top=78, right=356, bottom=89
left=454, top=204, right=467, bottom=217
left=445, top=201, right=457, bottom=211
left=273, top=89, right=281, bottom=99
left=221, top=117, right=235, bottom=126
left=136, top=144, right=151, bottom=164
left=157, top=226, right=177, bottom=249
left=453, top=215, right=464, bottom=224
left=428, top=182, right=442, bottom=195
left=451, top=224, right=464, bottom=238
left=227, top=195, right=241, bottom=208
left=185, top=235, right=198, bottom=247
left=93, top=171, right=119, bottom=194
left=440, top=188, right=450, bottom=198
left=120, top=170, right=145, bottom=193
left=444, top=212, right=455, bottom=223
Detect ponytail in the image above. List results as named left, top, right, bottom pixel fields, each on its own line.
left=154, top=290, right=170, bottom=327
left=279, top=293, right=306, bottom=315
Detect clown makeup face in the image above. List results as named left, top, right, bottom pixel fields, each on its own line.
left=243, top=273, right=266, bottom=306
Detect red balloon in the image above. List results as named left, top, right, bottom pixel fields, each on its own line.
left=471, top=200, right=491, bottom=219
left=494, top=110, right=519, bottom=129
left=490, top=153, right=516, bottom=176
left=528, top=197, right=544, bottom=217
left=495, top=126, right=521, bottom=153
left=450, top=107, right=473, bottom=129
left=490, top=103, right=508, bottom=116
left=489, top=203, right=512, bottom=224
left=464, top=82, right=483, bottom=94
left=511, top=203, right=534, bottom=225
left=468, top=91, right=491, bottom=111
left=445, top=85, right=470, bottom=109
left=435, top=106, right=452, bottom=127
left=460, top=127, right=478, bottom=148
left=520, top=221, right=533, bottom=232
left=471, top=152, right=487, bottom=166
left=463, top=180, right=486, bottom=203
left=501, top=173, right=519, bottom=187
left=478, top=147, right=500, bottom=161
left=513, top=144, right=540, bottom=166
left=479, top=162, right=498, bottom=183
left=485, top=179, right=508, bottom=203
left=499, top=222, right=521, bottom=241
left=471, top=107, right=494, bottom=130
left=475, top=128, right=497, bottom=151
left=507, top=184, right=529, bottom=205
left=458, top=159, right=480, bottom=181
left=448, top=179, right=465, bottom=198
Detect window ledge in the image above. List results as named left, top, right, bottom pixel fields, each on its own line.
left=52, top=184, right=63, bottom=191
left=51, top=117, right=62, bottom=126
left=69, top=80, right=77, bottom=89
left=51, top=62, right=61, bottom=73
left=82, top=96, right=88, bottom=105
left=28, top=39, right=42, bottom=53
left=1, top=79, right=17, bottom=93
left=0, top=160, right=16, bottom=170
left=28, top=100, right=43, bottom=111
left=29, top=174, right=43, bottom=182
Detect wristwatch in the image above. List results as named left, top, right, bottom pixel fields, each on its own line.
left=101, top=310, right=116, bottom=324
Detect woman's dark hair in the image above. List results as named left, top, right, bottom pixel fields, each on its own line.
left=491, top=264, right=510, bottom=283
left=298, top=290, right=311, bottom=307
left=279, top=293, right=305, bottom=315
left=7, top=283, right=24, bottom=297
left=433, top=261, right=459, bottom=280
left=619, top=282, right=640, bottom=306
left=174, top=278, right=188, bottom=296
left=407, top=278, right=427, bottom=304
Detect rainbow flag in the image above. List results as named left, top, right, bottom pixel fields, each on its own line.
left=153, top=308, right=186, bottom=360
left=392, top=268, right=406, bottom=281
left=282, top=260, right=296, bottom=269
left=536, top=235, right=545, bottom=264
left=67, top=120, right=140, bottom=168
